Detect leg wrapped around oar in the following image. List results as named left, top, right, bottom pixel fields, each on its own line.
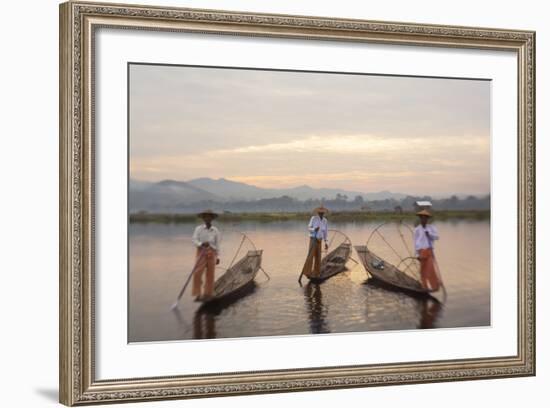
left=171, top=248, right=208, bottom=310
left=418, top=248, right=440, bottom=291
left=192, top=247, right=216, bottom=300
left=301, top=238, right=322, bottom=278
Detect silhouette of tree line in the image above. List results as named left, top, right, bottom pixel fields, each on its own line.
left=141, top=193, right=490, bottom=214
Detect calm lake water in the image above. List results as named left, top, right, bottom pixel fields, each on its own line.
left=128, top=219, right=490, bottom=342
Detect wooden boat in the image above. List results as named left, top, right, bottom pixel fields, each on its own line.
left=354, top=245, right=433, bottom=295
left=200, top=249, right=263, bottom=306
left=307, top=242, right=352, bottom=283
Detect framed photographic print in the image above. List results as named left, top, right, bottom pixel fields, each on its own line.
left=59, top=1, right=536, bottom=405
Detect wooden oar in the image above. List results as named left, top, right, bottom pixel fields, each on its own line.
left=260, top=267, right=271, bottom=280
left=170, top=248, right=207, bottom=310
left=348, top=256, right=359, bottom=265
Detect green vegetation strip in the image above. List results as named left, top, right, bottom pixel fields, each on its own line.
left=129, top=210, right=490, bottom=224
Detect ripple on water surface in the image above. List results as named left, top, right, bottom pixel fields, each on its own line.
left=128, top=220, right=490, bottom=342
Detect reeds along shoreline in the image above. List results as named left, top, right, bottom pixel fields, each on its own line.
left=129, top=210, right=490, bottom=224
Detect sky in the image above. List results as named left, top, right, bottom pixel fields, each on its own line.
left=129, top=64, right=491, bottom=196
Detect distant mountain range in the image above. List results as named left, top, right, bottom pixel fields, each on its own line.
left=129, top=177, right=407, bottom=212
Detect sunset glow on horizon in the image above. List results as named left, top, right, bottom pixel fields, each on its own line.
left=129, top=64, right=491, bottom=196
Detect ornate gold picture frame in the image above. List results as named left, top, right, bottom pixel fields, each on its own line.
left=59, top=1, right=535, bottom=405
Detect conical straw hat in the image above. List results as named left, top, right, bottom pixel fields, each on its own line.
left=197, top=209, right=219, bottom=219
left=416, top=209, right=432, bottom=217
left=312, top=205, right=329, bottom=215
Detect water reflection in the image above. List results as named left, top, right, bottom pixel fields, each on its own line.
left=303, top=283, right=330, bottom=334
left=170, top=283, right=262, bottom=339
left=129, top=220, right=489, bottom=342
left=193, top=309, right=217, bottom=339
left=419, top=298, right=442, bottom=329
left=363, top=278, right=443, bottom=330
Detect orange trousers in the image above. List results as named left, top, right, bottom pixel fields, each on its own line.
left=191, top=247, right=216, bottom=297
left=302, top=238, right=322, bottom=278
left=418, top=248, right=440, bottom=291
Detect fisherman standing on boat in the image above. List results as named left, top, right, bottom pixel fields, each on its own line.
left=191, top=209, right=221, bottom=302
left=301, top=206, right=329, bottom=278
left=414, top=209, right=441, bottom=291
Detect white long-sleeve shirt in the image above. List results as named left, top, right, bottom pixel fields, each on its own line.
left=308, top=215, right=328, bottom=242
left=192, top=224, right=221, bottom=254
left=414, top=224, right=439, bottom=256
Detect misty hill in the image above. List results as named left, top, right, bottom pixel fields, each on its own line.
left=187, top=178, right=268, bottom=200
left=183, top=177, right=405, bottom=201
left=129, top=179, right=222, bottom=212
left=130, top=186, right=490, bottom=214
left=129, top=177, right=407, bottom=212
left=128, top=178, right=489, bottom=214
left=272, top=185, right=404, bottom=202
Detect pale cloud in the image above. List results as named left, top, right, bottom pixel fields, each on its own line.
left=130, top=133, right=489, bottom=195
left=209, top=134, right=488, bottom=156
left=230, top=171, right=418, bottom=189
left=129, top=64, right=491, bottom=195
